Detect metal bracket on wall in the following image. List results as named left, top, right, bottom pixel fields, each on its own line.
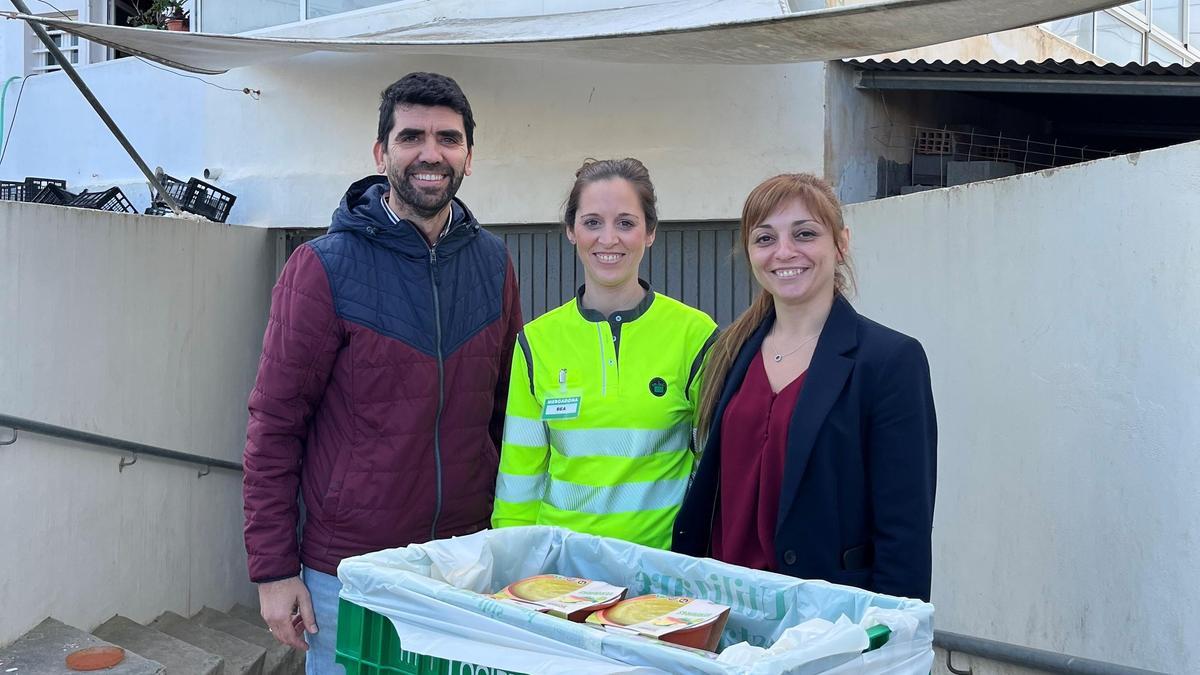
left=0, top=427, right=16, bottom=446
left=118, top=454, right=138, bottom=472
left=197, top=465, right=211, bottom=479
left=947, top=650, right=973, bottom=675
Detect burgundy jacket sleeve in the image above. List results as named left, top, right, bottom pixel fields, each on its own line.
left=489, top=257, right=523, bottom=450
left=243, top=244, right=343, bottom=583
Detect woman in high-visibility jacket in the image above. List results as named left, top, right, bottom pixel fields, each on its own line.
left=491, top=158, right=717, bottom=549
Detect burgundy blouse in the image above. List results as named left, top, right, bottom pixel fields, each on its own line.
left=712, top=352, right=807, bottom=571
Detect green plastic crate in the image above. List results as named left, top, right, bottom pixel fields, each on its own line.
left=335, top=598, right=891, bottom=674
left=336, top=598, right=528, bottom=675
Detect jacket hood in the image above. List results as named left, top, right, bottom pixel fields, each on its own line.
left=328, top=175, right=480, bottom=258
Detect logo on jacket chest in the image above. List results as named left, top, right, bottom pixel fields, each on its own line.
left=649, top=377, right=668, bottom=397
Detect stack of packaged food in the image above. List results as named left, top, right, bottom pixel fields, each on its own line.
left=492, top=574, right=730, bottom=653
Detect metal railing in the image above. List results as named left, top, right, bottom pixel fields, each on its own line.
left=908, top=125, right=1120, bottom=172
left=874, top=123, right=1126, bottom=198
left=0, top=413, right=242, bottom=477
left=937, top=630, right=1168, bottom=675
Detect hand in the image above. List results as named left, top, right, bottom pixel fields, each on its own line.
left=258, top=576, right=317, bottom=650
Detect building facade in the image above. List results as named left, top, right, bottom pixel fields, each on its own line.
left=1044, top=0, right=1200, bottom=64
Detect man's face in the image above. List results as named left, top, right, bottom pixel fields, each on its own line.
left=373, top=104, right=473, bottom=220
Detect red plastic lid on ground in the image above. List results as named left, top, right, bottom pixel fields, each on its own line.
left=65, top=645, right=126, bottom=671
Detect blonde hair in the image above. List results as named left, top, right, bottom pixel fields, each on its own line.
left=696, top=173, right=855, bottom=440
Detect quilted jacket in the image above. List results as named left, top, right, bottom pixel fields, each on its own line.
left=243, top=176, right=522, bottom=582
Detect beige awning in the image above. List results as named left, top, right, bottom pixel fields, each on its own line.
left=11, top=0, right=1123, bottom=75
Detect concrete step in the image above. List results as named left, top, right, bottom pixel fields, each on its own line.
left=93, top=615, right=222, bottom=675
left=227, top=603, right=268, bottom=630
left=150, top=611, right=266, bottom=675
left=193, top=607, right=304, bottom=675
left=0, top=617, right=165, bottom=675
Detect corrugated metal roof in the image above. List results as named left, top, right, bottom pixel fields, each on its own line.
left=852, top=58, right=1200, bottom=77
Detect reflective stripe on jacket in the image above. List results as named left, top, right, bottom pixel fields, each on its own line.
left=492, top=285, right=717, bottom=549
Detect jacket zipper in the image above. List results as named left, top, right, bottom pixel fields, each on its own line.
left=429, top=245, right=445, bottom=541
left=388, top=199, right=453, bottom=542
left=595, top=323, right=607, bottom=396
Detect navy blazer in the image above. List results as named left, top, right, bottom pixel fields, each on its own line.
left=673, top=295, right=937, bottom=601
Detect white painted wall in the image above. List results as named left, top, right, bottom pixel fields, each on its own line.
left=0, top=1, right=828, bottom=227
left=844, top=140, right=1200, bottom=674
left=0, top=0, right=96, bottom=78
left=0, top=202, right=275, bottom=645
left=0, top=0, right=18, bottom=80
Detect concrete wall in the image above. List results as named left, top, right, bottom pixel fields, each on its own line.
left=0, top=0, right=91, bottom=78
left=0, top=202, right=275, bottom=645
left=0, top=0, right=828, bottom=227
left=843, top=140, right=1200, bottom=674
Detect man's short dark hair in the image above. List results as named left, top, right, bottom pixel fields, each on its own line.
left=377, top=72, right=476, bottom=148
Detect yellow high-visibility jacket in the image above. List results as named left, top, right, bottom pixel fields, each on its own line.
left=491, top=284, right=717, bottom=549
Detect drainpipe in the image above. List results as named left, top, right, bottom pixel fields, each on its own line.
left=9, top=0, right=182, bottom=214
left=1, top=75, right=21, bottom=150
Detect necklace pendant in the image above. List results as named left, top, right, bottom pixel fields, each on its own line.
left=773, top=354, right=783, bottom=363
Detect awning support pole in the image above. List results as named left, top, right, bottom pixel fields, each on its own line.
left=13, top=0, right=182, bottom=214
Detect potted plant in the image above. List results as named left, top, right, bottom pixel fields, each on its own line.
left=126, top=0, right=163, bottom=29
left=161, top=1, right=190, bottom=32
left=126, top=0, right=189, bottom=31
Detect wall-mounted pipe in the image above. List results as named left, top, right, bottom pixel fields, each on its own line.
left=1, top=75, right=23, bottom=151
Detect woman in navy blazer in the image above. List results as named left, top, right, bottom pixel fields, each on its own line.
left=672, top=173, right=936, bottom=601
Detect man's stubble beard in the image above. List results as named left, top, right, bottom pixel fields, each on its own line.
left=387, top=164, right=465, bottom=220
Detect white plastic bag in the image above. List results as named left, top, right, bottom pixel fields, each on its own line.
left=718, top=616, right=872, bottom=672
left=338, top=526, right=934, bottom=674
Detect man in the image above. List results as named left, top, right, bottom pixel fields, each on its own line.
left=242, top=72, right=522, bottom=671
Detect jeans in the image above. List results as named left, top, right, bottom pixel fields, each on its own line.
left=302, top=566, right=346, bottom=675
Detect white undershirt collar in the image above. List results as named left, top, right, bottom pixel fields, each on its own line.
left=381, top=193, right=454, bottom=241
